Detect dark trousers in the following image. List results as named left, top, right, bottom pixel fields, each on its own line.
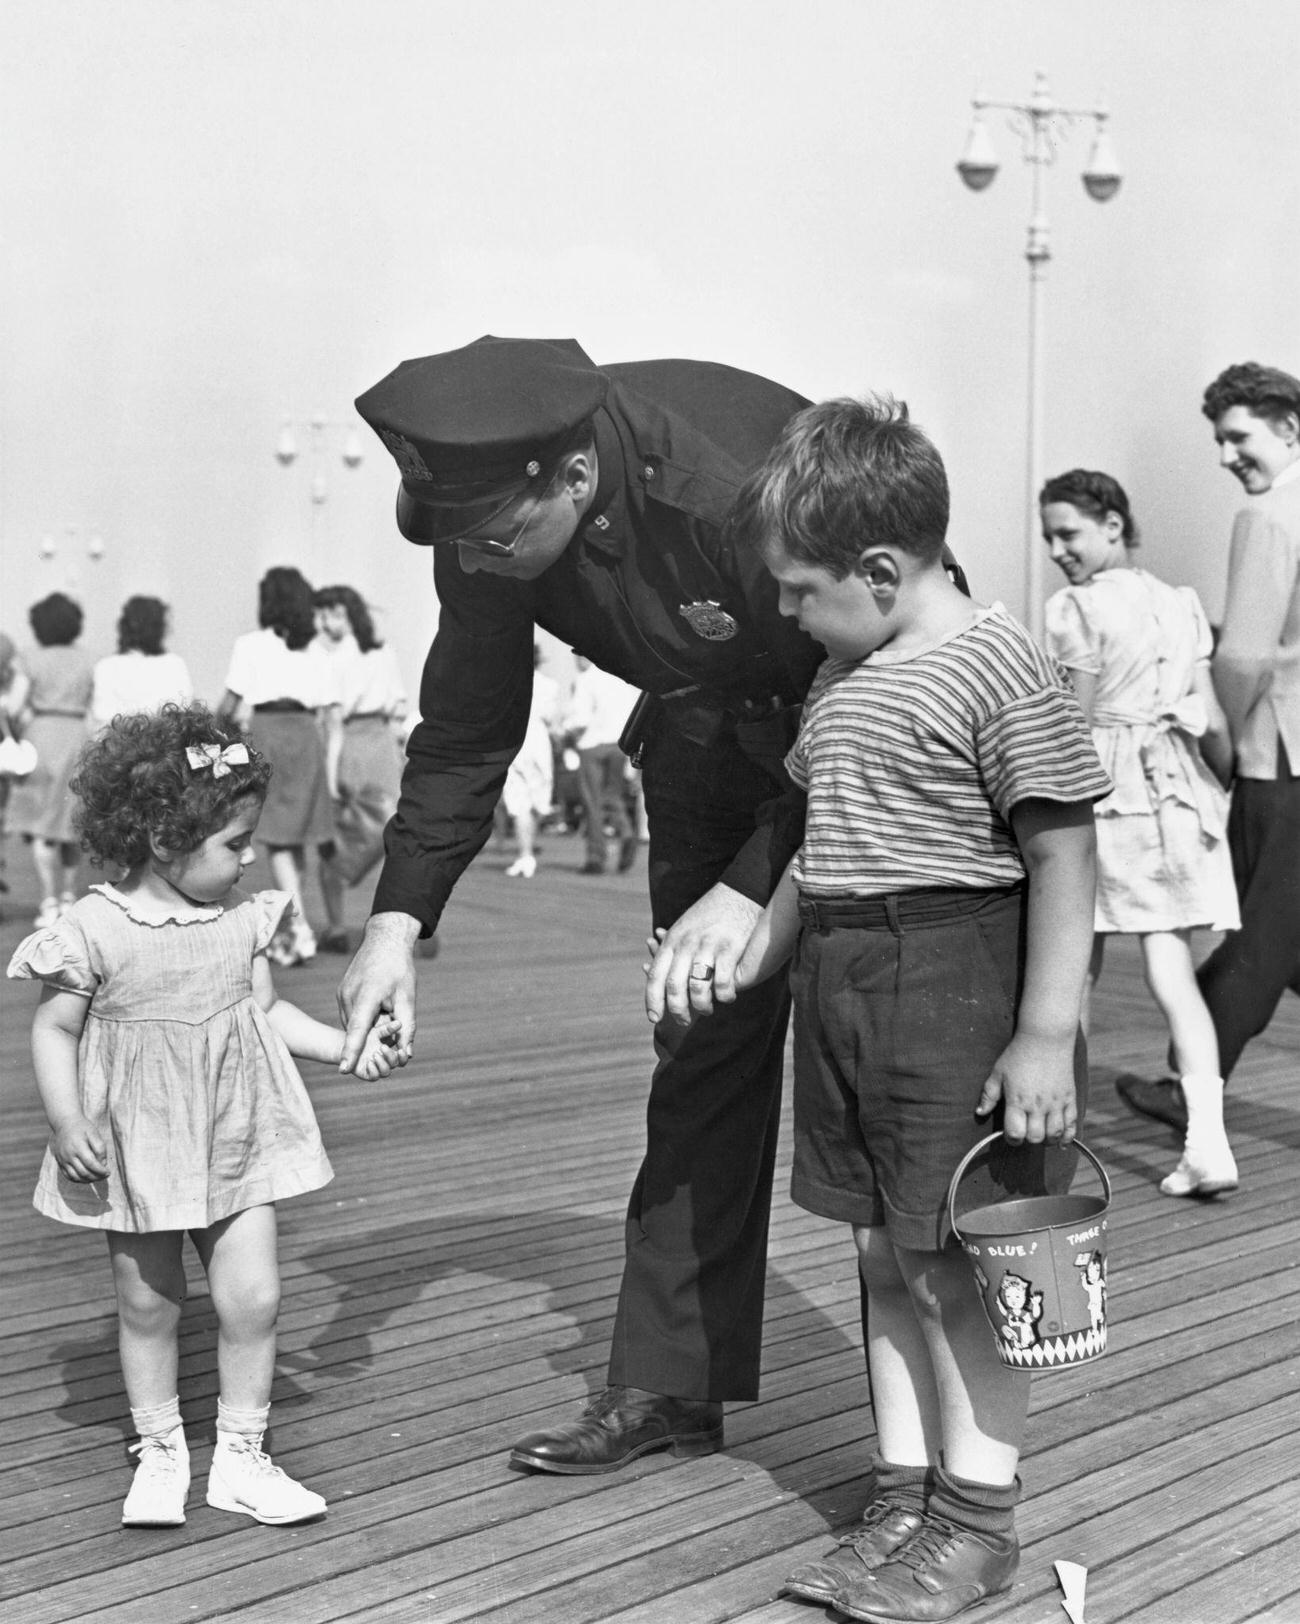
left=577, top=742, right=630, bottom=868
left=1197, top=740, right=1300, bottom=1080
left=608, top=725, right=791, bottom=1402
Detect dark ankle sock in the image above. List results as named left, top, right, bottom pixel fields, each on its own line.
left=930, top=1463, right=1020, bottom=1535
left=871, top=1455, right=934, bottom=1514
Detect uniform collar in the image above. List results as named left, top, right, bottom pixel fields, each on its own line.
left=578, top=406, right=631, bottom=557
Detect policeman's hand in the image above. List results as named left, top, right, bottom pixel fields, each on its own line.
left=337, top=912, right=421, bottom=1074
left=643, top=882, right=763, bottom=1026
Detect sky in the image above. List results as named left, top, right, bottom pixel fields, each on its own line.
left=3, top=0, right=1298, bottom=702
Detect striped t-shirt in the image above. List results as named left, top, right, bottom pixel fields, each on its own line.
left=786, top=604, right=1111, bottom=897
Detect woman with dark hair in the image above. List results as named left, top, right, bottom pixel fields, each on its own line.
left=311, top=585, right=407, bottom=946
left=91, top=596, right=193, bottom=728
left=9, top=593, right=95, bottom=925
left=1041, top=468, right=1240, bottom=1198
left=218, top=567, right=342, bottom=965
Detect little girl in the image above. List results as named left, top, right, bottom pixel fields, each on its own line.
left=7, top=703, right=397, bottom=1529
left=1041, top=469, right=1240, bottom=1197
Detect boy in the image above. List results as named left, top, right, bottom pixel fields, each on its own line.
left=720, top=397, right=1109, bottom=1622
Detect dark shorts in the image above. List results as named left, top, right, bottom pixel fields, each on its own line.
left=789, top=885, right=1086, bottom=1252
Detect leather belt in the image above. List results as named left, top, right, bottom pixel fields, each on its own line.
left=798, top=882, right=1024, bottom=931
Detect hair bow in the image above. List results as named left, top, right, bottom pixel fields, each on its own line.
left=186, top=741, right=250, bottom=778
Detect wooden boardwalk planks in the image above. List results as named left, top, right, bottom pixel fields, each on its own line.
left=1, top=831, right=1296, bottom=1623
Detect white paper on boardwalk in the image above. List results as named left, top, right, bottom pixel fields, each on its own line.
left=1054, top=1559, right=1089, bottom=1624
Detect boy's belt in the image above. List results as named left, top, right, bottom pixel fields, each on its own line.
left=798, top=882, right=1024, bottom=931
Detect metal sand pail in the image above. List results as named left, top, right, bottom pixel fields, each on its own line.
left=948, top=1133, right=1111, bottom=1371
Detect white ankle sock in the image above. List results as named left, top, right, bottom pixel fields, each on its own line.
left=215, top=1399, right=270, bottom=1446
left=1179, top=1073, right=1228, bottom=1143
left=130, top=1398, right=183, bottom=1440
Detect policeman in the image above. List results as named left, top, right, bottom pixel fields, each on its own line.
left=342, top=335, right=819, bottom=1472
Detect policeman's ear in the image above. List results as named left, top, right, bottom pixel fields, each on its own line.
left=558, top=445, right=598, bottom=505
left=855, top=546, right=901, bottom=598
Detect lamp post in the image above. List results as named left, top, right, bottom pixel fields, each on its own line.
left=274, top=415, right=365, bottom=545
left=957, top=71, right=1121, bottom=637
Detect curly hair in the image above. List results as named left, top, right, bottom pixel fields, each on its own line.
left=313, top=584, right=381, bottom=652
left=29, top=592, right=83, bottom=648
left=117, top=595, right=168, bottom=656
left=1039, top=469, right=1139, bottom=547
left=1201, top=362, right=1300, bottom=426
left=71, top=703, right=271, bottom=869
left=258, top=566, right=316, bottom=650
left=728, top=395, right=949, bottom=578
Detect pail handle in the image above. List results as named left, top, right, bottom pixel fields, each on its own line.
left=947, top=1132, right=1112, bottom=1245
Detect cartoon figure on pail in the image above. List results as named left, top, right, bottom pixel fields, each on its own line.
left=948, top=1133, right=1112, bottom=1370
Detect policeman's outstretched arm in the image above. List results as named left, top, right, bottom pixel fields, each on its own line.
left=338, top=911, right=421, bottom=1073
left=644, top=881, right=763, bottom=1026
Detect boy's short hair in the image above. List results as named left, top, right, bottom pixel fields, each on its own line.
left=729, top=394, right=949, bottom=577
left=1201, top=362, right=1300, bottom=427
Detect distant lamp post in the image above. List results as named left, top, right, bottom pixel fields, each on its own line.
left=957, top=71, right=1121, bottom=635
left=275, top=415, right=365, bottom=535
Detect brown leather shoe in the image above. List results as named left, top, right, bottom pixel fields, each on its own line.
left=835, top=1517, right=1018, bottom=1622
left=1115, top=1073, right=1187, bottom=1131
left=508, top=1387, right=723, bottom=1475
left=785, top=1499, right=926, bottom=1602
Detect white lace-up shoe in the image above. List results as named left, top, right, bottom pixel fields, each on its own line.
left=1160, top=1137, right=1239, bottom=1198
left=505, top=854, right=537, bottom=878
left=206, top=1435, right=327, bottom=1524
left=122, top=1427, right=190, bottom=1526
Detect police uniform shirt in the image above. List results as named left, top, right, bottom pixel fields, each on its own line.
left=371, top=360, right=823, bottom=932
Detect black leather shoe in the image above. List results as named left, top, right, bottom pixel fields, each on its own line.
left=508, top=1387, right=723, bottom=1475
left=835, top=1516, right=1019, bottom=1622
left=579, top=860, right=607, bottom=876
left=1115, top=1074, right=1187, bottom=1131
left=785, top=1500, right=926, bottom=1603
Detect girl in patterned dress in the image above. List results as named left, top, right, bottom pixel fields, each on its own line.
left=7, top=704, right=398, bottom=1529
left=1041, top=469, right=1240, bottom=1198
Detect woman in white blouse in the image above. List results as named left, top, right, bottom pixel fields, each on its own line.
left=311, top=585, right=407, bottom=944
left=91, top=597, right=193, bottom=728
left=218, top=567, right=342, bottom=964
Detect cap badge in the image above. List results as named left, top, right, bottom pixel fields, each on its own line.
left=379, top=431, right=433, bottom=481
left=679, top=600, right=738, bottom=641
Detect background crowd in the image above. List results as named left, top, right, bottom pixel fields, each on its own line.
left=0, top=579, right=650, bottom=930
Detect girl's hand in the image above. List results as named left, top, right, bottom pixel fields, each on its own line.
left=352, top=1016, right=403, bottom=1082
left=50, top=1117, right=109, bottom=1183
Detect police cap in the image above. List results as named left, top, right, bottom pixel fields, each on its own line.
left=355, top=336, right=609, bottom=544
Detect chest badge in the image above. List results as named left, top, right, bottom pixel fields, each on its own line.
left=679, top=600, right=738, bottom=641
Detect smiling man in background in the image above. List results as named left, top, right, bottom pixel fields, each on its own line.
left=1120, top=361, right=1300, bottom=1128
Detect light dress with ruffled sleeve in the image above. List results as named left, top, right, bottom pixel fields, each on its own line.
left=7, top=884, right=334, bottom=1232
left=1045, top=568, right=1240, bottom=934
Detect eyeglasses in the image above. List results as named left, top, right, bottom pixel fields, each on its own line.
left=443, top=477, right=553, bottom=558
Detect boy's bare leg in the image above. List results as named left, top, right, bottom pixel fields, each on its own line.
left=854, top=1225, right=941, bottom=1464
left=892, top=1240, right=1029, bottom=1484
left=783, top=1225, right=938, bottom=1603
